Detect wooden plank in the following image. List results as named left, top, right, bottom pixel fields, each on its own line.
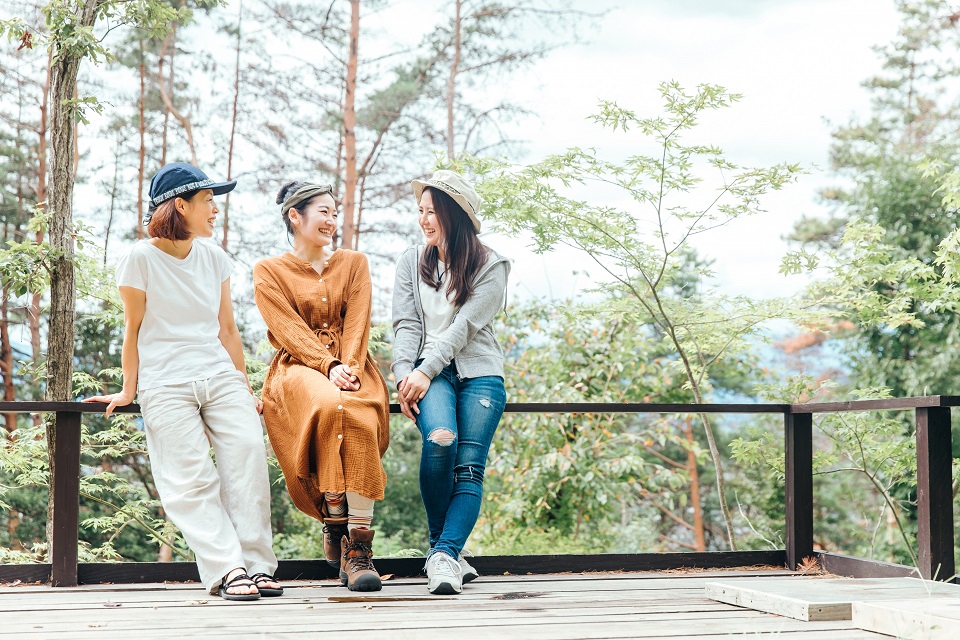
left=4, top=614, right=879, bottom=640
left=502, top=402, right=790, bottom=414
left=0, top=552, right=790, bottom=585
left=818, top=552, right=921, bottom=579
left=705, top=577, right=960, bottom=622
left=0, top=606, right=768, bottom=633
left=0, top=583, right=727, bottom=609
left=915, top=407, right=956, bottom=581
left=0, top=400, right=792, bottom=415
left=790, top=396, right=960, bottom=413
left=0, top=564, right=50, bottom=584
left=0, top=571, right=896, bottom=639
left=784, top=412, right=813, bottom=571
left=0, top=568, right=796, bottom=594
left=853, top=598, right=960, bottom=639
left=706, top=580, right=849, bottom=621
left=51, top=411, right=81, bottom=587
left=1, top=396, right=958, bottom=416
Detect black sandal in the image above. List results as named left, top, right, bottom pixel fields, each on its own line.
left=218, top=570, right=261, bottom=601
left=250, top=572, right=284, bottom=597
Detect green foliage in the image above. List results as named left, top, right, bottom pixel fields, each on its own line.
left=733, top=377, right=921, bottom=565
left=473, top=301, right=719, bottom=553
left=457, top=82, right=804, bottom=549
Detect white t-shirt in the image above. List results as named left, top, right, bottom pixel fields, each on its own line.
left=418, top=260, right=457, bottom=357
left=116, top=240, right=236, bottom=391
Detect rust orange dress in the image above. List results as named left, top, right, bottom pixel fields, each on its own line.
left=253, top=249, right=389, bottom=521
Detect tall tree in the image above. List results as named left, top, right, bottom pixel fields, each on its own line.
left=791, top=0, right=960, bottom=396
left=440, top=0, right=587, bottom=159
left=2, top=0, right=206, bottom=551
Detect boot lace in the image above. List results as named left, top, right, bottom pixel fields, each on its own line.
left=344, top=539, right=375, bottom=571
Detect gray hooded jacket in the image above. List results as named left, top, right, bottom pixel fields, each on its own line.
left=392, top=245, right=510, bottom=382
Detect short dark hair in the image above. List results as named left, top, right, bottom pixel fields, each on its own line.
left=147, top=190, right=198, bottom=240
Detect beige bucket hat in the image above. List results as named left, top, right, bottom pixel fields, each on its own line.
left=411, top=170, right=482, bottom=233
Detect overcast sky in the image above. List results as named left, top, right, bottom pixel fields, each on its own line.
left=363, top=0, right=902, bottom=303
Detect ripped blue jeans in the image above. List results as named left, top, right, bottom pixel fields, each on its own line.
left=415, top=362, right=506, bottom=560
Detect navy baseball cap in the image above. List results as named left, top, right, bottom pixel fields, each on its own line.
left=148, top=162, right=237, bottom=207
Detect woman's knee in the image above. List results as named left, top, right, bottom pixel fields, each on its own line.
left=425, top=427, right=456, bottom=447
left=453, top=463, right=485, bottom=486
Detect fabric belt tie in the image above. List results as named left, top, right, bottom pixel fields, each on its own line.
left=316, top=329, right=340, bottom=359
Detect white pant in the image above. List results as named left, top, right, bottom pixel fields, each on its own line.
left=139, top=370, right=279, bottom=593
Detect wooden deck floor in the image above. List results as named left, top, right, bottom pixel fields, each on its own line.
left=0, top=568, right=892, bottom=639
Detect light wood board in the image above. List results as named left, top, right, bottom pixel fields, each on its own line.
left=853, top=598, right=960, bottom=639
left=706, top=576, right=960, bottom=622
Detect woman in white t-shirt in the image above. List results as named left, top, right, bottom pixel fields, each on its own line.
left=85, top=163, right=281, bottom=601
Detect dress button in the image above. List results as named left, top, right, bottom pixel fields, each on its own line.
left=322, top=297, right=327, bottom=302
left=337, top=434, right=343, bottom=440
left=337, top=405, right=343, bottom=410
left=326, top=345, right=330, bottom=349
left=319, top=278, right=323, bottom=283
left=323, top=323, right=328, bottom=327
left=324, top=261, right=329, bottom=265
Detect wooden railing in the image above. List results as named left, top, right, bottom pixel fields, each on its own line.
left=0, top=397, right=955, bottom=586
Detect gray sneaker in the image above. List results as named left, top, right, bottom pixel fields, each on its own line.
left=458, top=551, right=479, bottom=583
left=425, top=551, right=462, bottom=595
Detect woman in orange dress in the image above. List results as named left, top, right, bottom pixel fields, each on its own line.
left=253, top=182, right=389, bottom=592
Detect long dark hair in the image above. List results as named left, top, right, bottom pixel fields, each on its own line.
left=418, top=186, right=488, bottom=308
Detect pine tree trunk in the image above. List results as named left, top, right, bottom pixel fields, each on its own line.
left=446, top=0, right=462, bottom=160
left=44, top=0, right=98, bottom=549
left=1, top=287, right=16, bottom=432
left=683, top=416, right=706, bottom=551
left=223, top=0, right=242, bottom=252
left=31, top=53, right=52, bottom=371
left=137, top=39, right=146, bottom=239
left=340, top=0, right=360, bottom=250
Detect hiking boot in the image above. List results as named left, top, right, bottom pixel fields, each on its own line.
left=339, top=528, right=382, bottom=592
left=426, top=551, right=462, bottom=595
left=322, top=517, right=349, bottom=568
left=458, top=551, right=479, bottom=584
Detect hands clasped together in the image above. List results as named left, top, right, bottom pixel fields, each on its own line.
left=397, top=370, right=431, bottom=421
left=329, top=363, right=361, bottom=392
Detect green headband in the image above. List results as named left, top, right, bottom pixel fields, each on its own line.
left=281, top=184, right=334, bottom=217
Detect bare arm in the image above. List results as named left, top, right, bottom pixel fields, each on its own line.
left=218, top=278, right=262, bottom=413
left=84, top=286, right=144, bottom=417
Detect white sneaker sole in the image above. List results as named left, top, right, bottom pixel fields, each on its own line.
left=428, top=579, right=462, bottom=595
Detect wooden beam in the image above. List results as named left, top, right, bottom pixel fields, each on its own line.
left=50, top=411, right=81, bottom=587
left=791, top=395, right=960, bottom=413
left=816, top=552, right=921, bottom=579
left=915, top=407, right=955, bottom=581
left=35, top=551, right=792, bottom=585
left=784, top=412, right=813, bottom=571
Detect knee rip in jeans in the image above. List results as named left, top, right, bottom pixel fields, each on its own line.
left=479, top=398, right=491, bottom=408
left=427, top=428, right=456, bottom=446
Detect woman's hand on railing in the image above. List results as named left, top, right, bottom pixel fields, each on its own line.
left=82, top=389, right=135, bottom=418
left=398, top=396, right=419, bottom=421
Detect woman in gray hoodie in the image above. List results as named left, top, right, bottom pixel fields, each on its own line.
left=392, top=170, right=510, bottom=595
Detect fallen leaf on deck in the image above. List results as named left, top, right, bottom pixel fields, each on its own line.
left=379, top=574, right=394, bottom=580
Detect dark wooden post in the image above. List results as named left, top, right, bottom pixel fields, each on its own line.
left=785, top=412, right=813, bottom=571
left=50, top=411, right=81, bottom=587
left=915, top=407, right=955, bottom=581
